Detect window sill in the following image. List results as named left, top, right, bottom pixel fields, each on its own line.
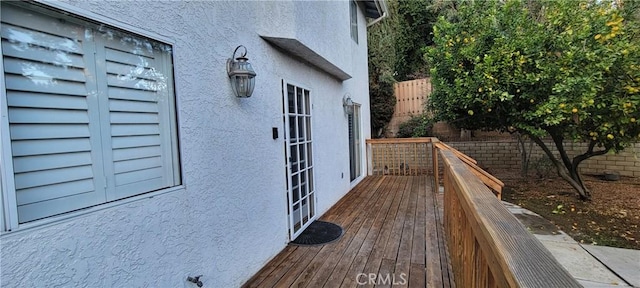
left=0, top=185, right=186, bottom=236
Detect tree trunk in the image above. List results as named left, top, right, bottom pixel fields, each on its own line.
left=530, top=135, right=592, bottom=200
left=515, top=133, right=534, bottom=178
left=570, top=140, right=609, bottom=199
left=566, top=162, right=591, bottom=199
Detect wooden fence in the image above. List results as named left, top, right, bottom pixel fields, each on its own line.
left=387, top=78, right=431, bottom=136
left=367, top=137, right=581, bottom=287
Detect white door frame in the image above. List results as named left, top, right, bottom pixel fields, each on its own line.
left=348, top=104, right=362, bottom=182
left=282, top=80, right=317, bottom=239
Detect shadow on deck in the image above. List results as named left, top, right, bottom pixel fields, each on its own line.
left=243, top=176, right=454, bottom=288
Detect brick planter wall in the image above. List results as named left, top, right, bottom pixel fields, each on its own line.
left=445, top=140, right=640, bottom=177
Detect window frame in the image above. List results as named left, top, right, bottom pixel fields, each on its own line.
left=0, top=1, right=185, bottom=233
left=348, top=104, right=362, bottom=182
left=350, top=0, right=359, bottom=43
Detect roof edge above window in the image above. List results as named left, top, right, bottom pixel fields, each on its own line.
left=360, top=0, right=389, bottom=27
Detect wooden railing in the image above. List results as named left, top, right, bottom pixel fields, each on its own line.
left=366, top=137, right=504, bottom=198
left=366, top=137, right=581, bottom=287
left=438, top=148, right=581, bottom=288
left=366, top=138, right=433, bottom=176
left=433, top=141, right=504, bottom=199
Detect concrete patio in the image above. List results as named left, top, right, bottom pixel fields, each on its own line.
left=505, top=202, right=640, bottom=288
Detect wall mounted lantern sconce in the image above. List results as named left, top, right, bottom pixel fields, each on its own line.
left=343, top=93, right=354, bottom=115
left=227, top=45, right=256, bottom=98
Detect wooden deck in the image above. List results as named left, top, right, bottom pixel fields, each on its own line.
left=243, top=176, right=454, bottom=288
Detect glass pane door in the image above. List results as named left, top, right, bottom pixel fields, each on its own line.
left=283, top=82, right=315, bottom=239
left=349, top=105, right=362, bottom=181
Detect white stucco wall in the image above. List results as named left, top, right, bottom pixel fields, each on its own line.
left=0, top=1, right=372, bottom=287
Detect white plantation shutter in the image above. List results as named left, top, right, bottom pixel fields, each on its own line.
left=348, top=105, right=361, bottom=181
left=99, top=32, right=178, bottom=200
left=1, top=3, right=180, bottom=225
left=2, top=4, right=106, bottom=223
left=348, top=113, right=355, bottom=180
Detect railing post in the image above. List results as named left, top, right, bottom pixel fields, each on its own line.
left=366, top=141, right=373, bottom=176
left=432, top=140, right=439, bottom=191
left=402, top=144, right=407, bottom=176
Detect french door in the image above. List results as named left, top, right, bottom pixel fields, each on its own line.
left=348, top=104, right=362, bottom=181
left=283, top=81, right=316, bottom=239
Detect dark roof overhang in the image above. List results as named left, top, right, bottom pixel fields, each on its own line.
left=361, top=0, right=383, bottom=18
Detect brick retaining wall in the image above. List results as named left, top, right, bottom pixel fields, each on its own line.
left=445, top=140, right=640, bottom=177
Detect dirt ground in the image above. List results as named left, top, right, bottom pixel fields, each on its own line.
left=494, top=169, right=640, bottom=250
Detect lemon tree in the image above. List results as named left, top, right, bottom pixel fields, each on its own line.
left=428, top=0, right=640, bottom=200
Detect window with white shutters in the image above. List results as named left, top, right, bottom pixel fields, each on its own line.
left=0, top=2, right=181, bottom=227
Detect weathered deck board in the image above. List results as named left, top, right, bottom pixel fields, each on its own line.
left=338, top=177, right=401, bottom=288
left=423, top=178, right=444, bottom=288
left=242, top=176, right=453, bottom=288
left=433, top=182, right=454, bottom=288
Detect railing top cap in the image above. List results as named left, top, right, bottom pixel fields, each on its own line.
left=366, top=137, right=438, bottom=144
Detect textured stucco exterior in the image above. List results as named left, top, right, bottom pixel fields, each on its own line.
left=0, top=1, right=373, bottom=287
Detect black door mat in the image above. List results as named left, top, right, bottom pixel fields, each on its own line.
left=292, top=220, right=343, bottom=246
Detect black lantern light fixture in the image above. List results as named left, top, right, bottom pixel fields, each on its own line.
left=343, top=93, right=354, bottom=115
left=227, top=45, right=256, bottom=98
